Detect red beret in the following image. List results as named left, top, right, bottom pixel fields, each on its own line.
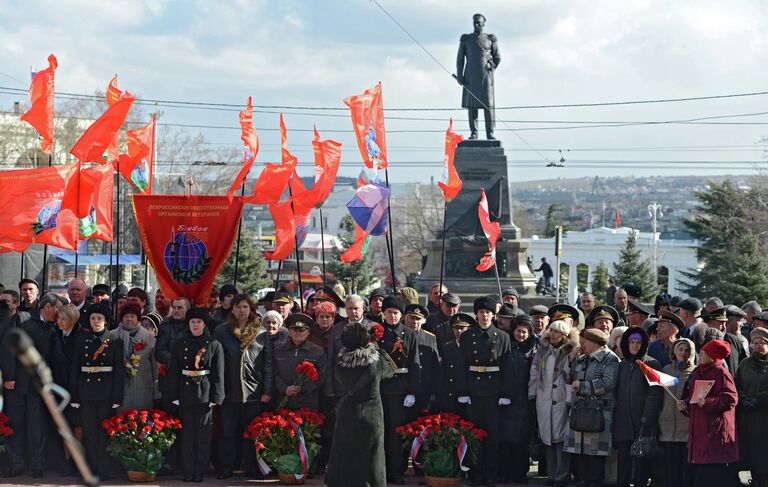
left=701, top=339, right=730, bottom=361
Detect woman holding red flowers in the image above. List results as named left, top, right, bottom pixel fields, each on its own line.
left=167, top=307, right=224, bottom=482
left=109, top=302, right=157, bottom=411
left=325, top=322, right=395, bottom=487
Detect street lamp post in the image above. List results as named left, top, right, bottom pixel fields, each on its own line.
left=647, top=202, right=663, bottom=281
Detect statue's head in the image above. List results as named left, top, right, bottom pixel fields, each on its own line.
left=473, top=13, right=486, bottom=33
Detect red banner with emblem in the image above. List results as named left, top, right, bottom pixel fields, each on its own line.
left=0, top=163, right=80, bottom=250
left=132, top=195, right=244, bottom=305
left=78, top=164, right=114, bottom=241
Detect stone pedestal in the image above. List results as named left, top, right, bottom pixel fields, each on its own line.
left=415, top=139, right=542, bottom=306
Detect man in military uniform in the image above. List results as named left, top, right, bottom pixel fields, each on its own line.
left=438, top=313, right=474, bottom=416
left=403, top=303, right=440, bottom=414
left=426, top=293, right=462, bottom=355
left=167, top=307, right=225, bottom=482
left=379, top=296, right=420, bottom=485
left=274, top=313, right=327, bottom=411
left=456, top=13, right=501, bottom=139
left=457, top=296, right=514, bottom=487
left=589, top=305, right=619, bottom=335
left=626, top=298, right=653, bottom=327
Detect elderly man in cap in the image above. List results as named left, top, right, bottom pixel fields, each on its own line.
left=647, top=310, right=684, bottom=367
left=626, top=299, right=652, bottom=327
left=725, top=305, right=749, bottom=356
left=548, top=304, right=580, bottom=329
left=379, top=295, right=420, bottom=485
left=501, top=287, right=520, bottom=307
left=741, top=300, right=762, bottom=335
left=676, top=297, right=704, bottom=349
left=272, top=291, right=293, bottom=321
left=588, top=305, right=619, bottom=335
left=425, top=293, right=461, bottom=349
left=456, top=295, right=514, bottom=487
left=721, top=305, right=749, bottom=373
left=437, top=313, right=475, bottom=416
left=18, top=278, right=40, bottom=313
left=91, top=284, right=110, bottom=304
left=404, top=303, right=440, bottom=415
left=367, top=287, right=387, bottom=323
left=428, top=283, right=447, bottom=314
left=274, top=313, right=327, bottom=410
left=529, top=305, right=549, bottom=337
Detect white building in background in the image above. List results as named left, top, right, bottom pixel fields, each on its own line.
left=526, top=227, right=698, bottom=302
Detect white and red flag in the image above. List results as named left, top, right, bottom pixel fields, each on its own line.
left=636, top=360, right=678, bottom=387
left=475, top=189, right=500, bottom=272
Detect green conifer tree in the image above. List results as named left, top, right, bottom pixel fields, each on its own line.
left=612, top=230, right=659, bottom=302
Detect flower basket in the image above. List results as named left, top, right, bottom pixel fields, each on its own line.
left=102, top=409, right=181, bottom=477
left=397, top=413, right=486, bottom=479
left=0, top=412, right=13, bottom=453
left=425, top=475, right=462, bottom=487
left=243, top=408, right=325, bottom=481
left=126, top=470, right=156, bottom=482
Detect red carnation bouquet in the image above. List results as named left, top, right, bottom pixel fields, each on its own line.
left=243, top=408, right=325, bottom=477
left=0, top=412, right=14, bottom=453
left=278, top=360, right=319, bottom=409
left=396, top=413, right=486, bottom=479
left=370, top=323, right=385, bottom=342
left=102, top=409, right=181, bottom=478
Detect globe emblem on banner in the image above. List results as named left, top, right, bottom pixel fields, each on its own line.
left=163, top=231, right=210, bottom=284
left=32, top=199, right=61, bottom=236
left=131, top=160, right=149, bottom=192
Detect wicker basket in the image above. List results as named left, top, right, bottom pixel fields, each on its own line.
left=278, top=473, right=305, bottom=485
left=126, top=470, right=156, bottom=482
left=424, top=475, right=461, bottom=487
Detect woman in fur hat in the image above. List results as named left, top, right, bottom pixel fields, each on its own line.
left=325, top=323, right=395, bottom=487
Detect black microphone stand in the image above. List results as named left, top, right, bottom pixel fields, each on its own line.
left=5, top=328, right=99, bottom=486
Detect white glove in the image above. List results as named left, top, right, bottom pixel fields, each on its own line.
left=112, top=404, right=120, bottom=409
left=403, top=394, right=416, bottom=408
left=70, top=403, right=80, bottom=409
left=498, top=398, right=511, bottom=406
left=458, top=396, right=471, bottom=405
left=172, top=399, right=180, bottom=406
left=209, top=402, right=215, bottom=408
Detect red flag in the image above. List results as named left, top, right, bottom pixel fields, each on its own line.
left=438, top=119, right=464, bottom=202
left=21, top=54, right=57, bottom=155
left=71, top=91, right=135, bottom=163
left=615, top=208, right=621, bottom=227
left=344, top=82, right=387, bottom=170
left=242, top=163, right=293, bottom=204
left=105, top=75, right=122, bottom=163
left=263, top=200, right=296, bottom=261
left=293, top=127, right=341, bottom=209
left=227, top=96, right=261, bottom=202
left=293, top=199, right=313, bottom=249
left=0, top=240, right=30, bottom=254
left=340, top=224, right=371, bottom=263
left=0, top=163, right=80, bottom=250
left=78, top=164, right=114, bottom=241
left=476, top=189, right=500, bottom=272
left=115, top=115, right=155, bottom=194
left=132, top=195, right=244, bottom=305
left=280, top=114, right=306, bottom=195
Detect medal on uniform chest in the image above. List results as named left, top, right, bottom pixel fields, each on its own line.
left=194, top=346, right=207, bottom=369
left=92, top=338, right=110, bottom=361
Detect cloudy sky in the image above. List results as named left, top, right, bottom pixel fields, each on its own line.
left=1, top=0, right=767, bottom=182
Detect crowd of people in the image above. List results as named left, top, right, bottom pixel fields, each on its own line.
left=0, top=276, right=766, bottom=487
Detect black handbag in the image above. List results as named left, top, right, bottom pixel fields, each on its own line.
left=569, top=396, right=605, bottom=433
left=630, top=420, right=660, bottom=458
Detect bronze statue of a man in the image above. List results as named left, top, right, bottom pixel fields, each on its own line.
left=456, top=13, right=500, bottom=140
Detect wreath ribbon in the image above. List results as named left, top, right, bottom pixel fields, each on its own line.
left=410, top=426, right=429, bottom=467
left=252, top=428, right=271, bottom=476
left=457, top=434, right=469, bottom=472
left=291, top=421, right=309, bottom=480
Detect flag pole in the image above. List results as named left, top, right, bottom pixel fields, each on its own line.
left=232, top=180, right=247, bottom=287
left=384, top=168, right=397, bottom=294
left=492, top=257, right=503, bottom=298
left=20, top=251, right=25, bottom=281
left=438, top=200, right=447, bottom=301
left=287, top=183, right=304, bottom=312
left=319, top=207, right=326, bottom=287
left=115, top=158, right=121, bottom=288
left=275, top=259, right=283, bottom=290
left=42, top=153, right=52, bottom=290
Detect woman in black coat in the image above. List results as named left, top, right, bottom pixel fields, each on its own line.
left=613, top=327, right=663, bottom=487
left=325, top=323, right=395, bottom=487
left=68, top=301, right=125, bottom=480
left=212, top=294, right=273, bottom=479
left=52, top=304, right=84, bottom=473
